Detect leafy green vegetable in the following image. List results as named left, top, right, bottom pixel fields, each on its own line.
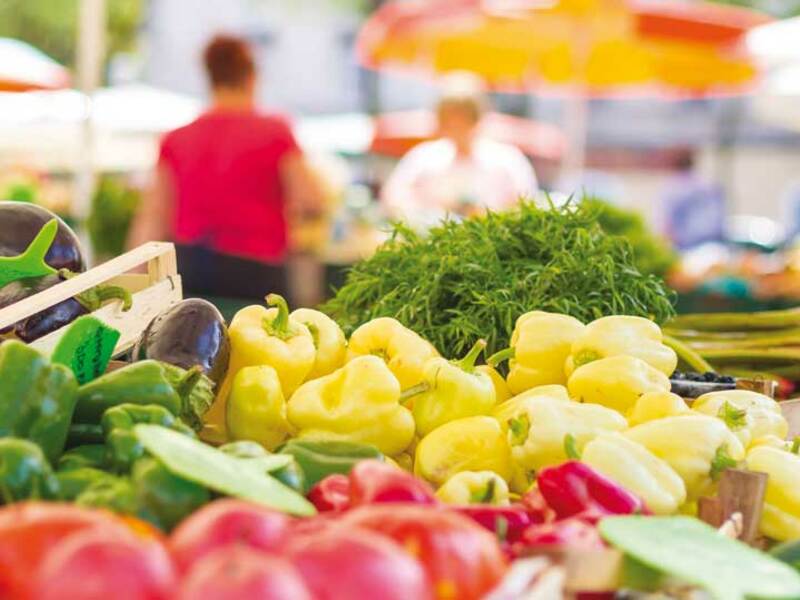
left=134, top=425, right=314, bottom=516
left=600, top=516, right=800, bottom=600
left=583, top=197, right=677, bottom=279
left=323, top=199, right=676, bottom=358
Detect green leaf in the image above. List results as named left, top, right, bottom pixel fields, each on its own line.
left=600, top=516, right=800, bottom=600
left=134, top=425, right=313, bottom=516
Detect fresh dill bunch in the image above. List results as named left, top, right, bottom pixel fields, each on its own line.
left=322, top=199, right=676, bottom=358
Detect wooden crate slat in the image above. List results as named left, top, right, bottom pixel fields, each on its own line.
left=0, top=242, right=176, bottom=330
left=30, top=275, right=183, bottom=357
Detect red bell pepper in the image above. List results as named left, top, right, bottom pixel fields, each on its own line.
left=349, top=460, right=437, bottom=506
left=307, top=474, right=351, bottom=512
left=518, top=518, right=605, bottom=551
left=452, top=504, right=536, bottom=544
left=343, top=504, right=507, bottom=600
left=536, top=461, right=646, bottom=521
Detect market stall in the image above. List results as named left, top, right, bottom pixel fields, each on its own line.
left=3, top=199, right=800, bottom=598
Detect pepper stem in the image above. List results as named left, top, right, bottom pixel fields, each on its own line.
left=710, top=444, right=738, bottom=481
left=472, top=478, right=497, bottom=504
left=76, top=284, right=133, bottom=312
left=792, top=437, right=800, bottom=455
left=488, top=347, right=515, bottom=367
left=399, top=382, right=430, bottom=404
left=571, top=349, right=602, bottom=370
left=508, top=415, right=530, bottom=446
left=717, top=401, right=747, bottom=432
left=174, top=366, right=203, bottom=400
left=563, top=433, right=581, bottom=460
left=494, top=516, right=509, bottom=543
left=263, top=294, right=294, bottom=340
left=454, top=339, right=486, bottom=373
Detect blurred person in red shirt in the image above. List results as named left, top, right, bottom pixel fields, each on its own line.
left=128, top=35, right=324, bottom=301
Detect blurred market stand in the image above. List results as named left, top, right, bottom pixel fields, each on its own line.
left=0, top=37, right=70, bottom=92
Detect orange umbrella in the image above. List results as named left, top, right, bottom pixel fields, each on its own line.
left=0, top=38, right=70, bottom=92
left=357, top=0, right=769, bottom=96
left=370, top=109, right=567, bottom=160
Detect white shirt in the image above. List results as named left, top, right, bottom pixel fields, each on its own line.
left=382, top=138, right=538, bottom=228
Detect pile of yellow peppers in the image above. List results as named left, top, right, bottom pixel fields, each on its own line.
left=205, top=299, right=799, bottom=542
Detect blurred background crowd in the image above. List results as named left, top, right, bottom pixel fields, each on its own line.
left=5, top=0, right=800, bottom=314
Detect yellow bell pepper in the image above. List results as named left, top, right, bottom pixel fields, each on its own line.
left=346, top=317, right=439, bottom=389
left=205, top=294, right=315, bottom=438
left=435, top=471, right=510, bottom=506
left=290, top=308, right=347, bottom=380
left=409, top=340, right=496, bottom=437
left=565, top=315, right=677, bottom=378
left=414, top=416, right=512, bottom=487
left=582, top=432, right=687, bottom=515
left=749, top=435, right=792, bottom=452
left=391, top=452, right=415, bottom=473
left=515, top=384, right=571, bottom=403
left=476, top=365, right=512, bottom=404
left=627, top=391, right=691, bottom=426
left=567, top=355, right=671, bottom=414
left=226, top=365, right=292, bottom=451
left=488, top=311, right=585, bottom=395
left=493, top=391, right=627, bottom=475
left=745, top=446, right=800, bottom=542
left=625, top=415, right=745, bottom=500
left=286, top=355, right=415, bottom=456
left=692, top=390, right=788, bottom=449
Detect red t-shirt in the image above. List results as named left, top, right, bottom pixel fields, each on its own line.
left=159, top=108, right=300, bottom=263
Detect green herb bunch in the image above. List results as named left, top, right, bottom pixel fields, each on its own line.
left=322, top=199, right=676, bottom=358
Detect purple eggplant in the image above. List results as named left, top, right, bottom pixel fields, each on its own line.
left=0, top=202, right=86, bottom=272
left=132, top=299, right=230, bottom=386
left=0, top=270, right=131, bottom=342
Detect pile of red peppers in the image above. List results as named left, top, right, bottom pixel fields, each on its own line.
left=310, top=459, right=648, bottom=559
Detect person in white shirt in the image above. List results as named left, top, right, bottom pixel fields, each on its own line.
left=382, top=73, right=539, bottom=229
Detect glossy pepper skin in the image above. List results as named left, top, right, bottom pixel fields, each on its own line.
left=0, top=341, right=78, bottom=463
left=435, top=470, right=510, bottom=506
left=493, top=388, right=627, bottom=478
left=308, top=474, right=351, bottom=512
left=565, top=315, right=677, bottom=377
left=278, top=438, right=384, bottom=489
left=415, top=416, right=513, bottom=487
left=453, top=504, right=534, bottom=548
left=132, top=457, right=209, bottom=531
left=627, top=391, right=690, bottom=426
left=489, top=311, right=585, bottom=395
left=346, top=317, right=439, bottom=389
left=411, top=340, right=496, bottom=437
left=101, top=403, right=194, bottom=472
left=625, top=415, right=745, bottom=500
left=350, top=459, right=436, bottom=506
left=581, top=432, right=686, bottom=515
left=537, top=461, right=646, bottom=521
left=290, top=308, right=347, bottom=380
left=74, top=360, right=211, bottom=431
left=226, top=365, right=292, bottom=451
left=693, top=390, right=788, bottom=449
left=518, top=518, right=605, bottom=550
left=207, top=294, right=315, bottom=438
left=746, top=446, right=800, bottom=542
left=476, top=365, right=512, bottom=404
left=567, top=355, right=671, bottom=414
left=287, top=355, right=415, bottom=456
left=56, top=467, right=115, bottom=501
left=0, top=438, right=60, bottom=504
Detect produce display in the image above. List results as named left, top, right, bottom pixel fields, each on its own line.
left=3, top=208, right=800, bottom=599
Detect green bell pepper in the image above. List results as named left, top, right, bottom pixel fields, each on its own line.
left=220, top=441, right=306, bottom=493
left=101, top=404, right=194, bottom=472
left=132, top=457, right=209, bottom=531
left=57, top=467, right=115, bottom=501
left=277, top=439, right=383, bottom=489
left=58, top=445, right=107, bottom=471
left=76, top=475, right=140, bottom=515
left=0, top=341, right=78, bottom=463
left=74, top=361, right=213, bottom=430
left=0, top=438, right=60, bottom=504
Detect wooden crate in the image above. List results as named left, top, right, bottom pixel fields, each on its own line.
left=0, top=242, right=182, bottom=357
